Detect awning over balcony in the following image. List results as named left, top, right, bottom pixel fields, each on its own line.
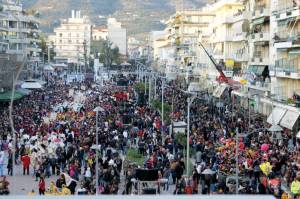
left=280, top=110, right=300, bottom=130
left=277, top=17, right=296, bottom=26
left=254, top=41, right=269, bottom=45
left=252, top=17, right=269, bottom=26
left=248, top=65, right=266, bottom=75
left=288, top=48, right=300, bottom=55
left=267, top=107, right=287, bottom=125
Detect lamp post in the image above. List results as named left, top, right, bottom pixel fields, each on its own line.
left=161, top=78, right=164, bottom=129
left=186, top=93, right=197, bottom=176
left=93, top=106, right=104, bottom=195
left=185, top=82, right=201, bottom=176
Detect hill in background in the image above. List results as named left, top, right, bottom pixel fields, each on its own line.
left=22, top=0, right=205, bottom=37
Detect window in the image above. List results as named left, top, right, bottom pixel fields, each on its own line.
left=68, top=40, right=72, bottom=43
left=59, top=33, right=63, bottom=37
left=59, top=40, right=62, bottom=43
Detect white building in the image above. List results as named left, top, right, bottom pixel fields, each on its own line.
left=107, top=18, right=127, bottom=55
left=49, top=10, right=92, bottom=64
left=92, top=26, right=108, bottom=41
left=0, top=0, right=41, bottom=61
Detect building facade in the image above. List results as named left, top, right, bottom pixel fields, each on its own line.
left=49, top=10, right=92, bottom=63
left=107, top=18, right=127, bottom=56
left=92, top=26, right=108, bottom=41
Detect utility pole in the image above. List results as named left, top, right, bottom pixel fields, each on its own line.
left=83, top=40, right=87, bottom=74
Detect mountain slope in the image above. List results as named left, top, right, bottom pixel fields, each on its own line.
left=22, top=0, right=205, bottom=36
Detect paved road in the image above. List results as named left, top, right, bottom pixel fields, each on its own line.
left=5, top=163, right=58, bottom=195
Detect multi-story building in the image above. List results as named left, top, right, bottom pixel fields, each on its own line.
left=207, top=0, right=249, bottom=75
left=49, top=10, right=92, bottom=63
left=247, top=0, right=271, bottom=84
left=0, top=0, right=41, bottom=83
left=107, top=18, right=127, bottom=56
left=0, top=1, right=8, bottom=54
left=92, top=26, right=108, bottom=41
left=165, top=10, right=214, bottom=71
left=271, top=0, right=300, bottom=100
left=1, top=0, right=41, bottom=60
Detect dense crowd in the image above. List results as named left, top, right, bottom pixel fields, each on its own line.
left=0, top=74, right=299, bottom=198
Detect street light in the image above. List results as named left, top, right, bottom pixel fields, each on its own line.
left=93, top=106, right=104, bottom=195
left=186, top=82, right=201, bottom=176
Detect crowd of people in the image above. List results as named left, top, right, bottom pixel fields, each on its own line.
left=0, top=73, right=299, bottom=198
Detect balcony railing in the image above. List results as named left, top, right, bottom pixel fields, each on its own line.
left=252, top=6, right=270, bottom=18
left=274, top=30, right=300, bottom=42
left=275, top=58, right=299, bottom=73
left=251, top=32, right=269, bottom=41
left=275, top=0, right=298, bottom=12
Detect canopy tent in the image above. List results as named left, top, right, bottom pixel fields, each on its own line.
left=280, top=110, right=300, bottom=130
left=43, top=64, right=54, bottom=71
left=53, top=63, right=68, bottom=68
left=172, top=121, right=187, bottom=133
left=120, top=62, right=131, bottom=66
left=21, top=81, right=43, bottom=89
left=17, top=88, right=32, bottom=96
left=0, top=90, right=25, bottom=102
left=267, top=107, right=287, bottom=125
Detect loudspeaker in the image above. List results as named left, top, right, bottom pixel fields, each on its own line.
left=135, top=169, right=159, bottom=181
left=143, top=188, right=156, bottom=195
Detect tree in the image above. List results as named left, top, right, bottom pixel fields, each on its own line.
left=40, top=34, right=54, bottom=63
left=98, top=39, right=121, bottom=68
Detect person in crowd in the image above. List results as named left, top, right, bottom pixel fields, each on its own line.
left=38, top=177, right=46, bottom=195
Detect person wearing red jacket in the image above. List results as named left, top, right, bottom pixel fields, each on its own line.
left=38, top=177, right=46, bottom=195
left=21, top=154, right=30, bottom=175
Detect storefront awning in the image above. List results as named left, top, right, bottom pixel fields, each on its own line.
left=267, top=107, right=287, bottom=125
left=213, top=85, right=227, bottom=98
left=288, top=48, right=300, bottom=55
left=252, top=17, right=269, bottom=26
left=0, top=91, right=25, bottom=102
left=280, top=110, right=300, bottom=130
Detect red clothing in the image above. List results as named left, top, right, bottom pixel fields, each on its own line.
left=185, top=185, right=193, bottom=194
left=21, top=155, right=30, bottom=168
left=39, top=180, right=46, bottom=191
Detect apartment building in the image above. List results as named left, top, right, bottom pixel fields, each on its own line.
left=0, top=2, right=8, bottom=53
left=247, top=0, right=271, bottom=85
left=49, top=10, right=92, bottom=63
left=92, top=27, right=108, bottom=41
left=107, top=18, right=127, bottom=55
left=0, top=0, right=41, bottom=60
left=165, top=10, right=214, bottom=71
left=207, top=0, right=249, bottom=74
left=271, top=0, right=300, bottom=100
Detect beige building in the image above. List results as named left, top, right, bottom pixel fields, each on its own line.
left=92, top=27, right=108, bottom=41
left=165, top=10, right=214, bottom=72
left=206, top=0, right=249, bottom=74
left=49, top=10, right=92, bottom=63
left=271, top=0, right=300, bottom=100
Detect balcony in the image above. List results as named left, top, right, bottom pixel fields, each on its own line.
left=232, top=11, right=250, bottom=23
left=232, top=32, right=248, bottom=41
left=251, top=32, right=269, bottom=42
left=274, top=0, right=299, bottom=14
left=250, top=54, right=269, bottom=65
left=252, top=7, right=270, bottom=19
left=274, top=31, right=300, bottom=48
left=247, top=80, right=271, bottom=92
left=7, top=36, right=30, bottom=44
left=269, top=58, right=300, bottom=79
left=233, top=53, right=249, bottom=62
